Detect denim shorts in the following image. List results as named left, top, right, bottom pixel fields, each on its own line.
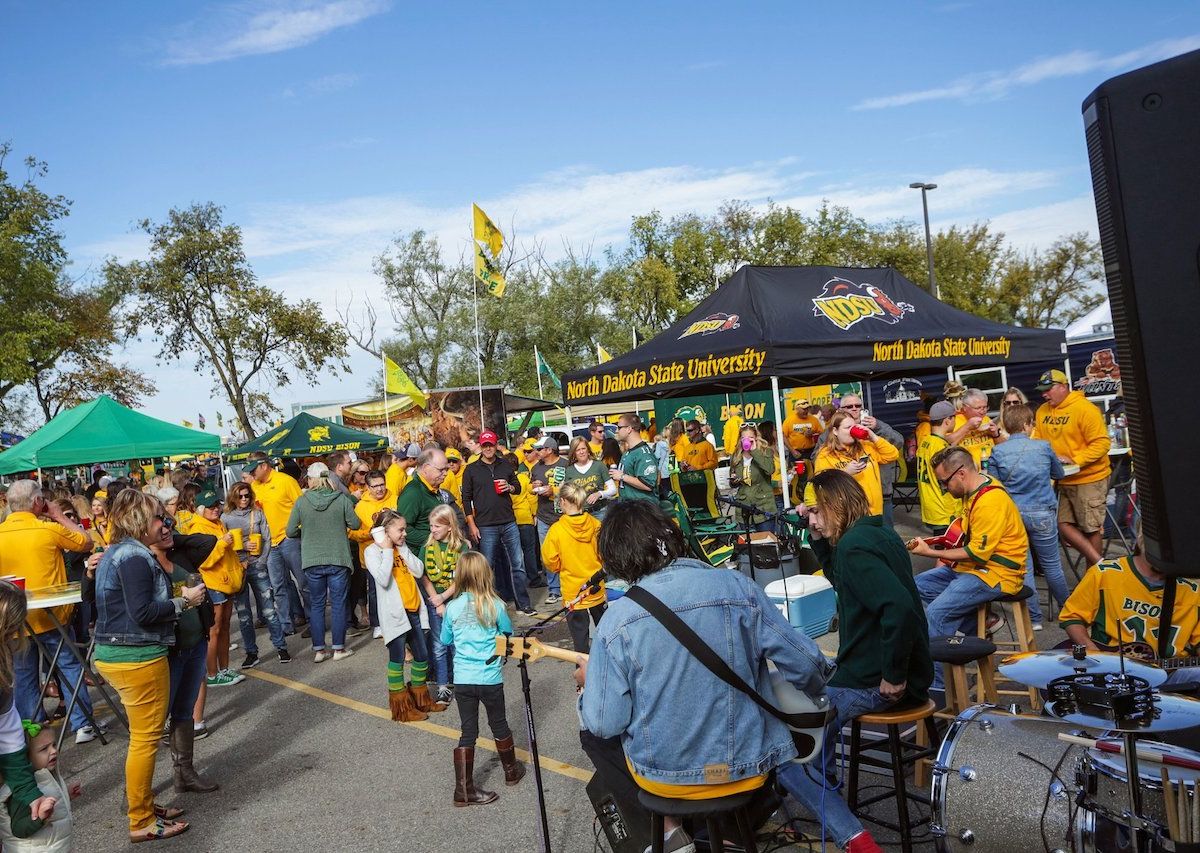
left=209, top=589, right=229, bottom=604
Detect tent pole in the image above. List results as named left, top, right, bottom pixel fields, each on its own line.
left=865, top=380, right=874, bottom=411
left=770, top=376, right=791, bottom=508
left=564, top=405, right=573, bottom=437
left=1063, top=355, right=1072, bottom=385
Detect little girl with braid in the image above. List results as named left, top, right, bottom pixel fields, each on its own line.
left=365, top=510, right=447, bottom=722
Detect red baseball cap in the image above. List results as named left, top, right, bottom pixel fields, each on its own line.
left=479, top=430, right=499, bottom=446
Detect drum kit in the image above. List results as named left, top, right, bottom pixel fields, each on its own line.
left=930, top=645, right=1200, bottom=852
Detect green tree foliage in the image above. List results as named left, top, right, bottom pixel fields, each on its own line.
left=106, top=202, right=348, bottom=435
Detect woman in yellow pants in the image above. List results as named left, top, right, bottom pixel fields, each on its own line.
left=93, top=490, right=206, bottom=843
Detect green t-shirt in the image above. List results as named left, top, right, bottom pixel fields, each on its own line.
left=618, top=442, right=660, bottom=502
left=94, top=644, right=168, bottom=664
left=563, top=460, right=611, bottom=514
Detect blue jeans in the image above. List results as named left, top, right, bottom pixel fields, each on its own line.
left=479, top=523, right=530, bottom=610
left=882, top=497, right=894, bottom=529
left=519, top=524, right=543, bottom=585
left=778, top=686, right=896, bottom=848
left=168, top=640, right=208, bottom=723
left=306, top=565, right=350, bottom=651
left=1020, top=508, right=1069, bottom=625
left=267, top=537, right=309, bottom=632
left=16, top=627, right=96, bottom=732
left=426, top=600, right=453, bottom=685
left=235, top=560, right=286, bottom=655
left=915, top=565, right=1004, bottom=689
left=536, top=519, right=560, bottom=597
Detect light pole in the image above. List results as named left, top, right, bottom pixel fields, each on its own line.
left=909, top=182, right=938, bottom=299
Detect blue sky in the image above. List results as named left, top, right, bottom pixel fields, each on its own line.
left=4, top=1, right=1198, bottom=432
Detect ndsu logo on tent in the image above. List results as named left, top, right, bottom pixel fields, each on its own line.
left=678, top=313, right=740, bottom=340
left=812, top=277, right=914, bottom=330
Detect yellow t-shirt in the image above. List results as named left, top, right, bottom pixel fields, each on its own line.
left=951, top=479, right=1028, bottom=594
left=1059, top=557, right=1200, bottom=657
left=386, top=462, right=410, bottom=500
left=392, top=551, right=420, bottom=611
left=812, top=437, right=899, bottom=516
left=442, top=467, right=463, bottom=508
left=254, top=470, right=302, bottom=545
left=722, top=415, right=744, bottom=457
left=512, top=468, right=538, bottom=526
left=628, top=756, right=767, bottom=801
left=782, top=414, right=823, bottom=453
left=916, top=433, right=961, bottom=527
left=953, top=413, right=995, bottom=469
left=1032, top=390, right=1112, bottom=485
left=677, top=436, right=718, bottom=471
left=914, top=416, right=931, bottom=447
left=0, top=512, right=90, bottom=634
left=588, top=440, right=604, bottom=458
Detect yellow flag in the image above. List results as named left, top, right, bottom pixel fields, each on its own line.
left=597, top=344, right=612, bottom=363
left=474, top=244, right=506, bottom=298
left=181, top=419, right=194, bottom=428
left=384, top=355, right=428, bottom=408
left=473, top=203, right=503, bottom=257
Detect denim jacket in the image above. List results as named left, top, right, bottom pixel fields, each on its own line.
left=988, top=434, right=1064, bottom=513
left=580, top=558, right=834, bottom=785
left=94, top=538, right=178, bottom=647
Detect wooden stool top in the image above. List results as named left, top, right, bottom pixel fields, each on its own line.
left=857, top=699, right=937, bottom=725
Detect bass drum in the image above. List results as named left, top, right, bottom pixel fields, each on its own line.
left=932, top=705, right=1086, bottom=852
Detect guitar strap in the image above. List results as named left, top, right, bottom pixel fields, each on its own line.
left=622, top=585, right=830, bottom=730
left=1158, top=577, right=1177, bottom=660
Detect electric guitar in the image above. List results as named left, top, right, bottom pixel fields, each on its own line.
left=1054, top=638, right=1200, bottom=673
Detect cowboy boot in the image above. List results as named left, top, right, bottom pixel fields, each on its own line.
left=452, top=747, right=497, bottom=807
left=171, top=721, right=219, bottom=793
left=495, top=735, right=526, bottom=786
left=411, top=683, right=448, bottom=713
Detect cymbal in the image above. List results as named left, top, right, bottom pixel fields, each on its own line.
left=999, top=650, right=1168, bottom=689
left=1045, top=693, right=1200, bottom=733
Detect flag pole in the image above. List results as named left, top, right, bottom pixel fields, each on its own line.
left=534, top=344, right=545, bottom=401
left=632, top=327, right=640, bottom=416
left=472, top=264, right=486, bottom=425
left=381, top=349, right=392, bottom=448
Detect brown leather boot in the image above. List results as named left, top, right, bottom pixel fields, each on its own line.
left=495, top=735, right=526, bottom=786
left=389, top=687, right=428, bottom=722
left=411, top=683, right=448, bottom=713
left=453, top=747, right=498, bottom=806
left=170, top=721, right=219, bottom=793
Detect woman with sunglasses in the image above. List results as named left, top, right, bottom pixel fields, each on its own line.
left=223, top=483, right=289, bottom=669
left=997, top=387, right=1029, bottom=440
left=93, top=491, right=206, bottom=842
left=348, top=462, right=371, bottom=498
left=812, top=411, right=899, bottom=517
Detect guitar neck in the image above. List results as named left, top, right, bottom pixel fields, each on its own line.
left=1159, top=655, right=1200, bottom=672
left=536, top=644, right=586, bottom=664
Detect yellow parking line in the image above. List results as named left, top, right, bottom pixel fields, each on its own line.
left=246, top=668, right=593, bottom=783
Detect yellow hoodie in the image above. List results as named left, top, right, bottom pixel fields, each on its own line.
left=813, top=436, right=899, bottom=516
left=541, top=512, right=605, bottom=608
left=350, top=489, right=395, bottom=562
left=184, top=514, right=244, bottom=594
left=1033, top=390, right=1111, bottom=485
left=512, top=466, right=538, bottom=526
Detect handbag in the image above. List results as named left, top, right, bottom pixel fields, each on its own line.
left=622, top=585, right=833, bottom=763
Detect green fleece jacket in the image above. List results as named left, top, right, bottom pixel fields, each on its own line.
left=395, top=474, right=442, bottom=554
left=285, top=488, right=360, bottom=569
left=810, top=515, right=933, bottom=704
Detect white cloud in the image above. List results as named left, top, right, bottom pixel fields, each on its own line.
left=854, top=34, right=1200, bottom=110
left=984, top=193, right=1099, bottom=254
left=164, top=0, right=389, bottom=66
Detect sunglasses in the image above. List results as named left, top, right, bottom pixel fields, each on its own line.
left=157, top=514, right=177, bottom=530
left=1003, top=400, right=1020, bottom=406
left=936, top=466, right=965, bottom=489
left=842, top=403, right=863, bottom=409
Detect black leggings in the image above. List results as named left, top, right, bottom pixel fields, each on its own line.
left=567, top=603, right=606, bottom=654
left=456, top=683, right=511, bottom=748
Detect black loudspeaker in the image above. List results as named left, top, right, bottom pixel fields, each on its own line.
left=1082, top=48, right=1200, bottom=577
left=587, top=774, right=652, bottom=853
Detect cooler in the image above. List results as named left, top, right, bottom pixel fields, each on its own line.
left=765, top=575, right=837, bottom=639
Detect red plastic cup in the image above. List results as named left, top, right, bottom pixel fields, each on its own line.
left=493, top=479, right=506, bottom=494
left=2, top=576, right=26, bottom=591
left=794, top=461, right=806, bottom=477
left=81, top=517, right=92, bottom=530
left=849, top=425, right=870, bottom=441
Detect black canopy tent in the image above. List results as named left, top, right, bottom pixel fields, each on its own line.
left=561, top=265, right=1067, bottom=506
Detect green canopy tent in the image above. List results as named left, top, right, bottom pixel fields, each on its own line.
left=0, top=395, right=220, bottom=475
left=226, top=412, right=387, bottom=464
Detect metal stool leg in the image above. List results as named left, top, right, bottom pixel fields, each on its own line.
left=651, top=812, right=664, bottom=853
left=848, top=719, right=862, bottom=811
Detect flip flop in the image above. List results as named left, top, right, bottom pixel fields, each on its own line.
left=153, top=803, right=185, bottom=820
left=131, top=818, right=189, bottom=843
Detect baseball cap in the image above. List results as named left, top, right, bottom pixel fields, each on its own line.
left=521, top=438, right=537, bottom=453
left=242, top=453, right=271, bottom=471
left=929, top=400, right=957, bottom=422
left=405, top=442, right=421, bottom=459
left=445, top=448, right=462, bottom=462
left=1035, top=369, right=1069, bottom=391
left=306, top=462, right=330, bottom=479
left=794, top=399, right=810, bottom=407
left=535, top=436, right=556, bottom=449
left=98, top=475, right=113, bottom=489
left=479, top=430, right=499, bottom=446
left=195, top=489, right=221, bottom=509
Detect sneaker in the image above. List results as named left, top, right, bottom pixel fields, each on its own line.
left=332, top=648, right=355, bottom=662
left=1032, top=622, right=1044, bottom=631
left=229, top=642, right=239, bottom=652
left=519, top=608, right=538, bottom=617
left=314, top=650, right=331, bottom=663
left=372, top=627, right=384, bottom=640
left=221, top=668, right=246, bottom=685
left=435, top=685, right=454, bottom=705
left=543, top=594, right=561, bottom=605
left=985, top=612, right=1006, bottom=637
left=193, top=720, right=209, bottom=739
left=347, top=623, right=367, bottom=637
left=75, top=724, right=105, bottom=745
left=301, top=627, right=312, bottom=639
left=845, top=830, right=884, bottom=853
left=206, top=671, right=241, bottom=688
left=642, top=826, right=696, bottom=853
left=240, top=653, right=260, bottom=670
left=277, top=648, right=292, bottom=664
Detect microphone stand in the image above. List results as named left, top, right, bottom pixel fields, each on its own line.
left=495, top=581, right=600, bottom=853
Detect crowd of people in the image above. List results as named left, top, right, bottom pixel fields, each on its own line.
left=0, top=366, right=1179, bottom=852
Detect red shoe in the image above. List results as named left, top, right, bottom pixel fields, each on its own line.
left=845, top=831, right=883, bottom=853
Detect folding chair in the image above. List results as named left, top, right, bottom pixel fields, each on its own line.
left=662, top=496, right=735, bottom=568
left=669, top=469, right=739, bottom=536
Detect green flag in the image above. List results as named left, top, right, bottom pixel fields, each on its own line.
left=535, top=347, right=561, bottom=390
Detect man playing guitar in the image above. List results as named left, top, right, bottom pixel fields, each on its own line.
left=1059, top=527, right=1200, bottom=691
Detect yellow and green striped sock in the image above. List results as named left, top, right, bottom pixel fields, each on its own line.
left=387, top=662, right=405, bottom=692
left=410, top=660, right=428, bottom=688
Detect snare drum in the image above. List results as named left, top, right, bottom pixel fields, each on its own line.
left=1080, top=741, right=1200, bottom=830
left=932, top=705, right=1085, bottom=852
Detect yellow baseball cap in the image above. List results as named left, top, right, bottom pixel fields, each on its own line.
left=1035, top=369, right=1069, bottom=391
left=445, top=448, right=462, bottom=461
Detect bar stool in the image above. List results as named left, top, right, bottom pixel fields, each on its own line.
left=638, top=788, right=760, bottom=853
left=975, top=587, right=1040, bottom=710
left=916, top=636, right=998, bottom=786
left=847, top=700, right=939, bottom=853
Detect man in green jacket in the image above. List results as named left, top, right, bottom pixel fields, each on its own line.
left=396, top=447, right=449, bottom=555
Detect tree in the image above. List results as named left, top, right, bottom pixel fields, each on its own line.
left=106, top=202, right=348, bottom=436
left=1010, top=233, right=1105, bottom=329
left=30, top=359, right=154, bottom=421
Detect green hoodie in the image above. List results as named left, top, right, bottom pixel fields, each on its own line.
left=285, top=487, right=360, bottom=569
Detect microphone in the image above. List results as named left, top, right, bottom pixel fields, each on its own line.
left=585, top=568, right=606, bottom=592
left=566, top=569, right=608, bottom=612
